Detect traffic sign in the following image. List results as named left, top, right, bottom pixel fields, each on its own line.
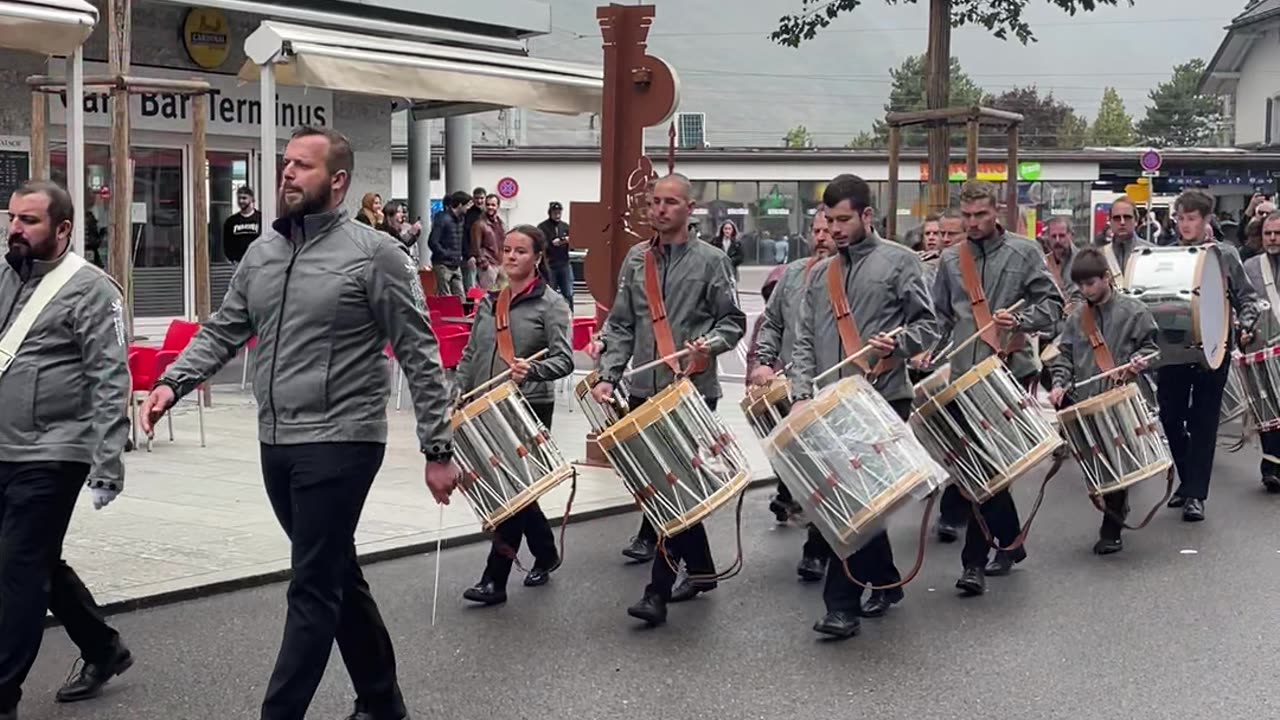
left=1140, top=149, right=1162, bottom=173
left=496, top=176, right=519, bottom=199
left=1125, top=182, right=1150, bottom=204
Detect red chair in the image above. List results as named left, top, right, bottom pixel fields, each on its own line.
left=127, top=320, right=206, bottom=450
left=466, top=286, right=487, bottom=302
left=430, top=310, right=471, bottom=335
left=437, top=326, right=470, bottom=372
left=426, top=294, right=464, bottom=318
left=563, top=317, right=599, bottom=410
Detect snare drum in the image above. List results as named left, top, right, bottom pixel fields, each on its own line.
left=765, top=375, right=947, bottom=559
left=1236, top=345, right=1280, bottom=432
left=451, top=382, right=574, bottom=531
left=911, top=356, right=1063, bottom=503
left=596, top=379, right=750, bottom=538
left=1124, top=245, right=1229, bottom=369
left=1220, top=358, right=1247, bottom=427
left=574, top=370, right=630, bottom=434
left=1056, top=383, right=1172, bottom=497
left=741, top=377, right=792, bottom=440
left=912, top=366, right=951, bottom=407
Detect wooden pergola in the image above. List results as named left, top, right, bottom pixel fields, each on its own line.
left=883, top=105, right=1025, bottom=241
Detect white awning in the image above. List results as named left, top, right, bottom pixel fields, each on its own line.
left=0, top=0, right=96, bottom=55
left=240, top=21, right=602, bottom=116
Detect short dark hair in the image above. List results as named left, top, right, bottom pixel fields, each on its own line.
left=939, top=208, right=964, bottom=222
left=486, top=193, right=500, bottom=204
left=959, top=180, right=1000, bottom=207
left=1110, top=196, right=1137, bottom=216
left=508, top=224, right=547, bottom=253
left=236, top=185, right=254, bottom=199
left=1045, top=216, right=1071, bottom=232
left=289, top=125, right=354, bottom=186
left=1069, top=247, right=1110, bottom=284
left=821, top=173, right=873, bottom=213
left=472, top=187, right=486, bottom=196
left=13, top=179, right=74, bottom=229
left=1176, top=189, right=1215, bottom=218
left=448, top=191, right=470, bottom=209
left=923, top=212, right=942, bottom=224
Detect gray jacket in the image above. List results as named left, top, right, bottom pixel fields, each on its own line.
left=1048, top=293, right=1160, bottom=402
left=1243, top=253, right=1280, bottom=351
left=161, top=209, right=453, bottom=456
left=598, top=239, right=746, bottom=400
left=456, top=280, right=573, bottom=406
left=792, top=234, right=938, bottom=403
left=1093, top=233, right=1148, bottom=285
left=754, top=256, right=819, bottom=369
left=933, top=233, right=1065, bottom=380
left=1214, top=240, right=1263, bottom=339
left=0, top=251, right=131, bottom=491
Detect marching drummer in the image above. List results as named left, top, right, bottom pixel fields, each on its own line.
left=933, top=180, right=1064, bottom=597
left=591, top=173, right=746, bottom=626
left=789, top=174, right=939, bottom=639
left=1237, top=208, right=1280, bottom=494
left=1042, top=216, right=1082, bottom=305
left=454, top=225, right=575, bottom=606
left=1046, top=248, right=1160, bottom=554
left=1093, top=196, right=1147, bottom=286
left=1156, top=189, right=1260, bottom=522
left=751, top=204, right=837, bottom=581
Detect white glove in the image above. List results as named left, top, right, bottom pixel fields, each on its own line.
left=91, top=487, right=118, bottom=511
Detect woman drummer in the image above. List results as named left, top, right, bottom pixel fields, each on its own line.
left=455, top=224, right=575, bottom=605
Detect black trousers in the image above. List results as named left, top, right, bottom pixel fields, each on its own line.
left=1156, top=361, right=1231, bottom=501
left=547, top=264, right=575, bottom=310
left=1262, top=431, right=1280, bottom=478
left=259, top=442, right=405, bottom=720
left=631, top=395, right=718, bottom=599
left=821, top=399, right=910, bottom=612
left=483, top=403, right=559, bottom=588
left=938, top=484, right=969, bottom=526
left=0, top=462, right=119, bottom=711
left=1098, top=490, right=1129, bottom=541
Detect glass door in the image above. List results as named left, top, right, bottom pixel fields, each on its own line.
left=207, top=150, right=251, bottom=305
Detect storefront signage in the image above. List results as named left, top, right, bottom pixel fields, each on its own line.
left=919, top=161, right=1043, bottom=182
left=0, top=135, right=29, bottom=208
left=48, top=61, right=332, bottom=138
left=183, top=8, right=231, bottom=70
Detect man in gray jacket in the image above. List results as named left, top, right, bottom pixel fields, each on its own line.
left=0, top=181, right=133, bottom=720
left=591, top=173, right=746, bottom=625
left=139, top=126, right=458, bottom=720
left=1093, top=196, right=1148, bottom=286
left=1241, top=210, right=1280, bottom=493
left=934, top=180, right=1064, bottom=596
left=789, top=174, right=939, bottom=638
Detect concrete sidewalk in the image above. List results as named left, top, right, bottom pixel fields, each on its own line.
left=62, top=375, right=774, bottom=611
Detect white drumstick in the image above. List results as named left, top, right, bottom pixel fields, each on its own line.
left=1074, top=351, right=1161, bottom=390
left=431, top=504, right=444, bottom=626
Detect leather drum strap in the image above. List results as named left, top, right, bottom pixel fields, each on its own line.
left=957, top=242, right=1001, bottom=352
left=643, top=246, right=707, bottom=377
left=1079, top=307, right=1116, bottom=373
left=803, top=254, right=821, bottom=282
left=825, top=254, right=896, bottom=376
left=1102, top=244, right=1126, bottom=289
left=1045, top=254, right=1065, bottom=297
left=1261, top=255, right=1280, bottom=326
left=495, top=287, right=516, bottom=367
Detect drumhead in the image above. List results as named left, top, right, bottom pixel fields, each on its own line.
left=1193, top=246, right=1229, bottom=369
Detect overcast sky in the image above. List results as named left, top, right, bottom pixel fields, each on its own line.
left=519, top=0, right=1243, bottom=146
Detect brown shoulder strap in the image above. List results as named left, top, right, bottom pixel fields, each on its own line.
left=803, top=254, right=821, bottom=281
left=495, top=288, right=516, bottom=367
left=1078, top=306, right=1116, bottom=373
left=643, top=245, right=706, bottom=377
left=1045, top=253, right=1065, bottom=296
left=957, top=242, right=1000, bottom=352
left=824, top=253, right=896, bottom=376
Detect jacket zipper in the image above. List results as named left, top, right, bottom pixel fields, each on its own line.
left=975, top=239, right=987, bottom=369
left=267, top=237, right=304, bottom=444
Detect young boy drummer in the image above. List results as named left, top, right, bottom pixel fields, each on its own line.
left=1046, top=248, right=1160, bottom=554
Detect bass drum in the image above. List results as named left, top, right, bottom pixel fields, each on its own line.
left=1123, top=244, right=1229, bottom=369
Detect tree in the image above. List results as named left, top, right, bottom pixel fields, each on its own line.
left=846, top=131, right=880, bottom=149
left=985, top=85, right=1086, bottom=149
left=1089, top=87, right=1136, bottom=146
left=772, top=0, right=1134, bottom=48
left=1056, top=113, right=1089, bottom=149
left=1135, top=58, right=1225, bottom=147
left=873, top=55, right=986, bottom=147
left=784, top=125, right=815, bottom=148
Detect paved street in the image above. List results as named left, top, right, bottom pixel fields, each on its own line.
left=23, top=447, right=1280, bottom=720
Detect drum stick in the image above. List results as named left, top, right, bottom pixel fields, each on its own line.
left=458, top=349, right=550, bottom=403
left=1074, top=351, right=1161, bottom=390
left=430, top=504, right=444, bottom=627
left=943, top=299, right=1027, bottom=363
left=624, top=336, right=726, bottom=378
left=812, top=326, right=906, bottom=385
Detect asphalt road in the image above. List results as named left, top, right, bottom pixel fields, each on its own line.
left=19, top=447, right=1280, bottom=720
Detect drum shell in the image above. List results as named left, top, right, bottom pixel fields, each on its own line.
left=740, top=378, right=793, bottom=440
left=574, top=370, right=630, bottom=434
left=1236, top=345, right=1280, bottom=432
left=1056, top=383, right=1171, bottom=496
left=1123, top=245, right=1229, bottom=370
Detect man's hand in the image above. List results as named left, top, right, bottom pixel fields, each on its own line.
left=91, top=488, right=118, bottom=511
left=868, top=332, right=897, bottom=354
left=586, top=337, right=604, bottom=360
left=1048, top=387, right=1067, bottom=408
left=686, top=338, right=713, bottom=356
left=1130, top=353, right=1150, bottom=373
left=425, top=460, right=459, bottom=505
left=466, top=257, right=477, bottom=270
left=553, top=237, right=566, bottom=246
left=993, top=309, right=1020, bottom=331
left=1239, top=330, right=1255, bottom=349
left=511, top=358, right=532, bottom=383
left=748, top=365, right=776, bottom=387
left=139, top=385, right=176, bottom=437
left=592, top=381, right=616, bottom=404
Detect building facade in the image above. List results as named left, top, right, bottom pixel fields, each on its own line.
left=1203, top=0, right=1280, bottom=148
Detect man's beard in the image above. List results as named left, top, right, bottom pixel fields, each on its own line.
left=279, top=184, right=331, bottom=222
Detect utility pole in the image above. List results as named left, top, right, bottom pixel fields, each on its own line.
left=925, top=0, right=952, bottom=214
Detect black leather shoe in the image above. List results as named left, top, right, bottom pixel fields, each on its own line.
left=935, top=521, right=962, bottom=543
left=55, top=641, right=134, bottom=703
left=462, top=579, right=507, bottom=606
left=1182, top=498, right=1205, bottom=522
left=669, top=578, right=717, bottom=603
left=344, top=702, right=409, bottom=720
left=796, top=555, right=825, bottom=582
left=813, top=611, right=861, bottom=639
left=1167, top=494, right=1186, bottom=509
left=985, top=546, right=1027, bottom=576
left=768, top=495, right=794, bottom=522
left=621, top=537, right=656, bottom=562
left=956, top=566, right=986, bottom=596
left=860, top=588, right=904, bottom=618
left=0, top=705, right=15, bottom=720
left=1263, top=475, right=1280, bottom=494
left=626, top=593, right=667, bottom=625
left=523, top=567, right=552, bottom=587
left=1093, top=537, right=1123, bottom=555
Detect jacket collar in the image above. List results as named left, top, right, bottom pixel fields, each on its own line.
left=838, top=230, right=881, bottom=260
left=271, top=207, right=348, bottom=246
left=490, top=276, right=546, bottom=306
left=5, top=243, right=73, bottom=282
left=968, top=231, right=1006, bottom=255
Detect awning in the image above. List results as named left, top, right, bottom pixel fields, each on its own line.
left=0, top=0, right=96, bottom=55
left=240, top=21, right=602, bottom=116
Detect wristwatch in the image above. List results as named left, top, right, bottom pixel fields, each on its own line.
left=423, top=442, right=454, bottom=464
